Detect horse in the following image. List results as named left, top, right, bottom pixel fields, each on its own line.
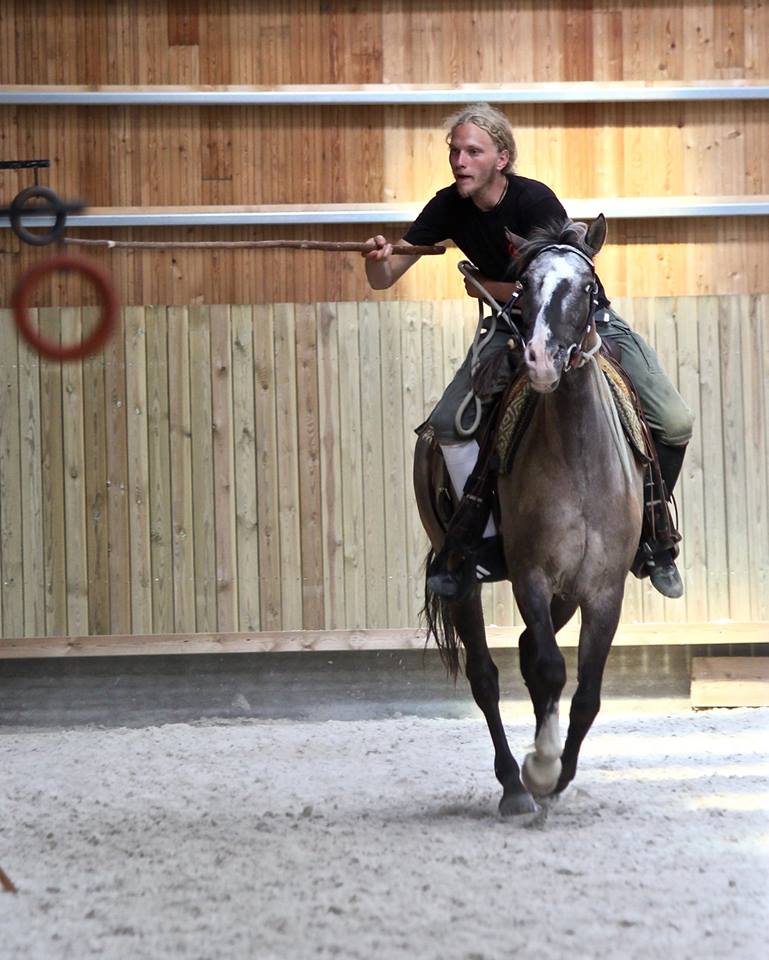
left=414, top=215, right=645, bottom=816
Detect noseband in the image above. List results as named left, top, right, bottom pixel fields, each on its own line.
left=502, top=243, right=601, bottom=370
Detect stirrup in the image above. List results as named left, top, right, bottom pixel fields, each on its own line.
left=427, top=536, right=507, bottom=602
left=648, top=554, right=684, bottom=599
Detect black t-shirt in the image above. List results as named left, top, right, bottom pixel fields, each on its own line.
left=403, top=175, right=567, bottom=280
left=403, top=175, right=610, bottom=307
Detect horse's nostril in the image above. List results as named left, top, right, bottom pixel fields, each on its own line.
left=526, top=345, right=536, bottom=364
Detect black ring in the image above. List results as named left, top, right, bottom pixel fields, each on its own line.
left=9, top=185, right=67, bottom=246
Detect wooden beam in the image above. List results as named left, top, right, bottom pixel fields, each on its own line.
left=0, top=622, right=766, bottom=660
left=691, top=656, right=769, bottom=708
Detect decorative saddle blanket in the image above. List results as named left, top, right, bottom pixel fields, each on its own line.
left=496, top=351, right=651, bottom=475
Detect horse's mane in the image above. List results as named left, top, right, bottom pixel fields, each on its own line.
left=509, top=218, right=592, bottom=279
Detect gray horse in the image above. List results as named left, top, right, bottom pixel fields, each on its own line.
left=415, top=215, right=644, bottom=816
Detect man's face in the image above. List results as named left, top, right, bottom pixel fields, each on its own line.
left=448, top=123, right=508, bottom=199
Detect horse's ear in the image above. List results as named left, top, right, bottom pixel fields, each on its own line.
left=505, top=227, right=526, bottom=257
left=584, top=214, right=607, bottom=256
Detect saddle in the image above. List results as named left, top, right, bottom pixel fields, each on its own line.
left=496, top=345, right=649, bottom=473
left=424, top=341, right=680, bottom=582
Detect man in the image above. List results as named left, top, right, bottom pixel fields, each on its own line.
left=363, top=103, right=693, bottom=601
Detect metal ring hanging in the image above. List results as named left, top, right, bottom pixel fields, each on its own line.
left=11, top=253, right=119, bottom=361
left=8, top=185, right=69, bottom=246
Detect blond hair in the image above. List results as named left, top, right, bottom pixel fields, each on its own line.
left=445, top=103, right=517, bottom=174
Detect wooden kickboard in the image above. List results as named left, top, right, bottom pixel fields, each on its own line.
left=690, top=657, right=769, bottom=708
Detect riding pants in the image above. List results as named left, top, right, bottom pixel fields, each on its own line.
left=426, top=306, right=694, bottom=448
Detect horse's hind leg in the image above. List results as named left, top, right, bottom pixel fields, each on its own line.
left=450, top=592, right=537, bottom=817
left=516, top=591, right=573, bottom=797
left=555, top=594, right=623, bottom=794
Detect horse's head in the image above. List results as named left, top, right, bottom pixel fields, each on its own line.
left=506, top=215, right=606, bottom=393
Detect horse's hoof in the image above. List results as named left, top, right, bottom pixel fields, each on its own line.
left=522, top=751, right=562, bottom=798
left=498, top=788, right=539, bottom=818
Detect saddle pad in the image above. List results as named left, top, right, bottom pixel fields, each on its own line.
left=597, top=353, right=650, bottom=463
left=496, top=375, right=535, bottom=474
left=496, top=356, right=649, bottom=474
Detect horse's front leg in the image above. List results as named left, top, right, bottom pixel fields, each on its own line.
left=450, top=590, right=537, bottom=817
left=555, top=592, right=623, bottom=794
left=515, top=584, right=571, bottom=798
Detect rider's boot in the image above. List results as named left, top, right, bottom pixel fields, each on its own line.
left=642, top=441, right=686, bottom=599
left=426, top=479, right=507, bottom=602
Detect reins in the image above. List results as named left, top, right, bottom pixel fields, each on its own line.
left=453, top=242, right=601, bottom=437
left=454, top=261, right=526, bottom=437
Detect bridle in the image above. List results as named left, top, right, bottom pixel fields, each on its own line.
left=500, top=242, right=602, bottom=370
left=454, top=243, right=601, bottom=437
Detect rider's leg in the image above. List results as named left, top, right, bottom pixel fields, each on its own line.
left=441, top=440, right=496, bottom=538
left=598, top=307, right=693, bottom=598
left=424, top=330, right=512, bottom=600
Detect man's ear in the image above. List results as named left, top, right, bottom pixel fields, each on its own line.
left=497, top=150, right=510, bottom=172
left=584, top=214, right=607, bottom=256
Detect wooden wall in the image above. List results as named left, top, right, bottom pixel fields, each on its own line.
left=0, top=3, right=768, bottom=644
left=1, top=1, right=769, bottom=303
left=0, top=294, right=767, bottom=640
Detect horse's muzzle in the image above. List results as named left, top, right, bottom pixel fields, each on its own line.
left=524, top=343, right=563, bottom=392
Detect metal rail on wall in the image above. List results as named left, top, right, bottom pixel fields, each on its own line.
left=3, top=197, right=769, bottom=232
left=2, top=82, right=769, bottom=105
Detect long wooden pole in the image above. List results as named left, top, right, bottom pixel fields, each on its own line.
left=63, top=238, right=446, bottom=255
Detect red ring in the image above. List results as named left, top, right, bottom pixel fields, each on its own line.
left=11, top=253, right=119, bottom=362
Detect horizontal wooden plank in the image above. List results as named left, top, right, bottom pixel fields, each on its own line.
left=691, top=656, right=769, bottom=708
left=691, top=656, right=769, bottom=682
left=2, top=82, right=769, bottom=105
left=0, top=622, right=766, bottom=659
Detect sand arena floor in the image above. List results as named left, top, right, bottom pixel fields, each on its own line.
left=2, top=705, right=767, bottom=959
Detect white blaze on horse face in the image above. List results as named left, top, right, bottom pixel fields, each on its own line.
left=525, top=256, right=592, bottom=392
left=525, top=255, right=582, bottom=390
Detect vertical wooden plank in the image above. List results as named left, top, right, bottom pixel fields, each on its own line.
left=401, top=301, right=427, bottom=627
left=167, top=306, right=196, bottom=633
left=380, top=301, right=409, bottom=627
left=189, top=305, right=217, bottom=632
left=231, top=305, right=260, bottom=631
left=295, top=303, right=324, bottom=629
left=675, top=298, right=708, bottom=621
left=38, top=308, right=67, bottom=636
left=60, top=309, right=89, bottom=636
left=253, top=304, right=282, bottom=630
left=632, top=298, right=665, bottom=624
left=719, top=295, right=751, bottom=620
left=697, top=297, right=730, bottom=619
left=104, top=309, right=131, bottom=634
left=0, top=311, right=23, bottom=637
left=273, top=303, right=304, bottom=630
left=210, top=304, right=238, bottom=633
left=359, top=301, right=387, bottom=628
left=317, top=302, right=345, bottom=629
left=15, top=310, right=45, bottom=637
left=81, top=309, right=110, bottom=636
left=741, top=295, right=769, bottom=619
left=653, top=297, right=686, bottom=624
left=124, top=305, right=152, bottom=635
left=760, top=294, right=769, bottom=621
left=145, top=305, right=174, bottom=634
left=337, top=302, right=367, bottom=628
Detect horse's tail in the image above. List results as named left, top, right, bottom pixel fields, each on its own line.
left=421, top=548, right=461, bottom=680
